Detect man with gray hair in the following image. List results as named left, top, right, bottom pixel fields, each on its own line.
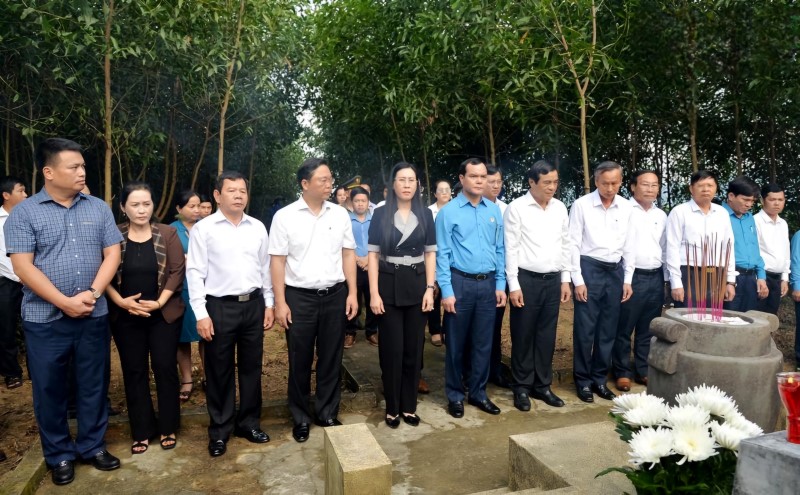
left=568, top=161, right=636, bottom=403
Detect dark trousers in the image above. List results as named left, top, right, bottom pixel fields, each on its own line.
left=490, top=301, right=506, bottom=381
left=794, top=301, right=800, bottom=365
left=285, top=284, right=346, bottom=424
left=427, top=291, right=442, bottom=335
left=111, top=313, right=180, bottom=441
left=24, top=316, right=110, bottom=465
left=510, top=271, right=560, bottom=394
left=724, top=272, right=758, bottom=312
left=443, top=272, right=496, bottom=403
left=346, top=270, right=377, bottom=335
left=612, top=270, right=663, bottom=379
left=0, top=277, right=23, bottom=379
left=573, top=257, right=623, bottom=388
left=756, top=273, right=782, bottom=315
left=205, top=295, right=265, bottom=441
left=378, top=303, right=425, bottom=415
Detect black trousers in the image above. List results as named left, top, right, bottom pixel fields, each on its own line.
left=112, top=313, right=180, bottom=441
left=205, top=295, right=265, bottom=441
left=612, top=270, right=663, bottom=379
left=379, top=303, right=425, bottom=415
left=510, top=271, right=560, bottom=394
left=0, top=277, right=23, bottom=379
left=427, top=291, right=442, bottom=335
left=573, top=257, right=623, bottom=388
left=346, top=270, right=377, bottom=335
left=285, top=284, right=346, bottom=424
left=755, top=273, right=782, bottom=315
left=490, top=295, right=507, bottom=381
left=724, top=272, right=758, bottom=312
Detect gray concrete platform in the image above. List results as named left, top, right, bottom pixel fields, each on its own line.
left=6, top=337, right=640, bottom=494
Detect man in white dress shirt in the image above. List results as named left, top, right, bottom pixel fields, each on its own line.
left=187, top=170, right=275, bottom=457
left=569, top=161, right=635, bottom=403
left=269, top=158, right=358, bottom=443
left=485, top=165, right=510, bottom=388
left=612, top=170, right=667, bottom=391
left=754, top=183, right=790, bottom=315
left=0, top=176, right=27, bottom=390
left=666, top=170, right=736, bottom=309
left=427, top=179, right=451, bottom=346
left=505, top=161, right=570, bottom=410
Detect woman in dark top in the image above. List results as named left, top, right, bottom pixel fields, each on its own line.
left=368, top=162, right=436, bottom=428
left=107, top=182, right=185, bottom=453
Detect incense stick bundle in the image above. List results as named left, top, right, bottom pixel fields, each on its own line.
left=686, top=242, right=693, bottom=315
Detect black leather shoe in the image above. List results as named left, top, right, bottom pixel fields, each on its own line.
left=292, top=423, right=310, bottom=442
left=234, top=428, right=270, bottom=443
left=315, top=418, right=342, bottom=427
left=468, top=398, right=501, bottom=415
left=532, top=389, right=565, bottom=408
left=385, top=416, right=400, bottom=429
left=402, top=414, right=420, bottom=426
left=577, top=386, right=594, bottom=403
left=83, top=450, right=120, bottom=471
left=448, top=401, right=464, bottom=418
left=592, top=383, right=617, bottom=401
left=208, top=439, right=226, bottom=457
left=513, top=392, right=531, bottom=412
left=50, top=460, right=75, bottom=485
left=490, top=374, right=512, bottom=389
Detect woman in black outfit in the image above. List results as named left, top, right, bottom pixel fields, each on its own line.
left=368, top=162, right=436, bottom=428
left=107, top=182, right=186, bottom=453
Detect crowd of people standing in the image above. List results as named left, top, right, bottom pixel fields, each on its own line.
left=1, top=137, right=798, bottom=485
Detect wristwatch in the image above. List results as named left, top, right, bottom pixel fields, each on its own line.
left=726, top=282, right=736, bottom=288
left=88, top=287, right=102, bottom=299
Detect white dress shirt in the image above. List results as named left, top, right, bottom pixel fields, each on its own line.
left=665, top=199, right=736, bottom=289
left=268, top=197, right=356, bottom=289
left=494, top=198, right=508, bottom=217
left=504, top=192, right=571, bottom=292
left=428, top=202, right=443, bottom=221
left=754, top=209, right=790, bottom=280
left=0, top=206, right=20, bottom=282
left=186, top=210, right=274, bottom=321
left=569, top=190, right=636, bottom=286
left=629, top=198, right=668, bottom=280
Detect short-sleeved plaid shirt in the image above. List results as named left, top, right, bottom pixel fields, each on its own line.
left=4, top=188, right=123, bottom=323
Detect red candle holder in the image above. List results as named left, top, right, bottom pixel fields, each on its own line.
left=777, top=372, right=800, bottom=444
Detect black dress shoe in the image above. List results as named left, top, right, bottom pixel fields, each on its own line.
left=402, top=414, right=420, bottom=426
left=490, top=374, right=512, bottom=389
left=468, top=398, right=501, bottom=415
left=592, top=383, right=617, bottom=401
left=208, top=439, right=227, bottom=457
left=83, top=450, right=120, bottom=471
left=447, top=401, right=464, bottom=418
left=577, top=386, right=594, bottom=403
left=531, top=389, right=565, bottom=408
left=234, top=428, right=270, bottom=443
left=385, top=416, right=400, bottom=429
left=292, top=423, right=310, bottom=442
left=513, top=392, right=531, bottom=411
left=315, top=418, right=342, bottom=427
left=50, top=460, right=75, bottom=485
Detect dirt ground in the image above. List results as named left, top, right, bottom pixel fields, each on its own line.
left=1, top=300, right=798, bottom=478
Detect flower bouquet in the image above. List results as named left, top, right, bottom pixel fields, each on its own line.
left=597, top=384, right=763, bottom=494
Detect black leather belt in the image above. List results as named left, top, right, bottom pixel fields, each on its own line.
left=208, top=288, right=261, bottom=303
left=766, top=271, right=782, bottom=279
left=635, top=267, right=662, bottom=275
left=736, top=267, right=757, bottom=276
left=581, top=255, right=620, bottom=270
left=519, top=268, right=559, bottom=280
left=287, top=281, right=345, bottom=296
left=451, top=268, right=494, bottom=280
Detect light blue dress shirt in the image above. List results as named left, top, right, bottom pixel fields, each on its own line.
left=790, top=231, right=800, bottom=291
left=349, top=210, right=372, bottom=257
left=722, top=202, right=765, bottom=279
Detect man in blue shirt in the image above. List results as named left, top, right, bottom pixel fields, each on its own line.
left=722, top=176, right=767, bottom=312
left=345, top=187, right=377, bottom=347
left=436, top=158, right=507, bottom=418
left=5, top=138, right=123, bottom=485
left=790, top=231, right=800, bottom=371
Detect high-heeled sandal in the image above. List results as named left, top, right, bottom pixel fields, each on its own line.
left=179, top=381, right=193, bottom=402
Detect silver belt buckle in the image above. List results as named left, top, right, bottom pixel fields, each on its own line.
left=403, top=255, right=413, bottom=265
left=238, top=293, right=250, bottom=302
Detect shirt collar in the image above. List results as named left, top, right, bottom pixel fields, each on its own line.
left=455, top=192, right=489, bottom=208
left=295, top=196, right=333, bottom=214
left=0, top=206, right=9, bottom=218
left=34, top=187, right=85, bottom=205
left=590, top=189, right=621, bottom=208
left=349, top=210, right=372, bottom=222
left=756, top=208, right=782, bottom=225
left=722, top=201, right=751, bottom=219
left=209, top=209, right=252, bottom=226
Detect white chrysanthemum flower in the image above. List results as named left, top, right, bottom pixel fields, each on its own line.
left=663, top=404, right=710, bottom=429
left=672, top=425, right=719, bottom=464
left=628, top=427, right=674, bottom=469
left=675, top=384, right=739, bottom=418
left=623, top=402, right=670, bottom=427
left=724, top=412, right=764, bottom=438
left=711, top=421, right=748, bottom=452
left=611, top=392, right=665, bottom=415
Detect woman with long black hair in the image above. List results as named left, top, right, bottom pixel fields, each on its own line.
left=368, top=162, right=436, bottom=428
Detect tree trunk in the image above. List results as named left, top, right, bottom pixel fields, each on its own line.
left=4, top=118, right=10, bottom=175
left=419, top=126, right=432, bottom=204
left=734, top=100, right=742, bottom=175
left=769, top=116, right=776, bottom=183
left=390, top=110, right=406, bottom=162
left=246, top=132, right=256, bottom=214
left=487, top=103, right=496, bottom=166
left=217, top=0, right=247, bottom=174
left=191, top=116, right=214, bottom=190
left=103, top=0, right=115, bottom=205
left=155, top=109, right=174, bottom=221
left=629, top=114, right=637, bottom=170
